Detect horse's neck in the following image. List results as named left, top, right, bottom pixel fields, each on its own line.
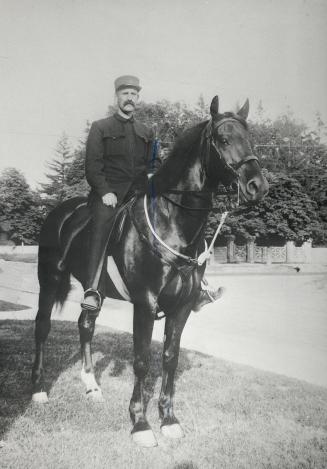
left=175, top=156, right=205, bottom=192
left=156, top=155, right=210, bottom=249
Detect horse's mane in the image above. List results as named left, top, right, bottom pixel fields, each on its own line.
left=151, top=120, right=208, bottom=194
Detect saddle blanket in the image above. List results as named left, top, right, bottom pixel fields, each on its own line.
left=107, top=256, right=131, bottom=301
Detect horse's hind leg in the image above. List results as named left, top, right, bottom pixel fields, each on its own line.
left=159, top=306, right=192, bottom=439
left=78, top=305, right=104, bottom=402
left=129, top=303, right=157, bottom=447
left=32, top=269, right=69, bottom=402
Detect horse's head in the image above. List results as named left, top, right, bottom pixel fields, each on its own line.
left=204, top=96, right=268, bottom=203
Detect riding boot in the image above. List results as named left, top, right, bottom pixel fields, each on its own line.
left=82, top=198, right=116, bottom=310
left=83, top=261, right=108, bottom=309
left=192, top=278, right=225, bottom=312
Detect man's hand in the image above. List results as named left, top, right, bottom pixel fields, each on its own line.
left=102, top=192, right=117, bottom=207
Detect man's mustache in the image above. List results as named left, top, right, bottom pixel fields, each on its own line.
left=123, top=100, right=136, bottom=107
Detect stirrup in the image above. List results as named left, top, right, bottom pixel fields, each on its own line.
left=81, top=288, right=102, bottom=311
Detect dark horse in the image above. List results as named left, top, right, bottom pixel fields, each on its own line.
left=32, top=96, right=268, bottom=447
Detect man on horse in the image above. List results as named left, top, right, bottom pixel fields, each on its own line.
left=82, top=75, right=222, bottom=311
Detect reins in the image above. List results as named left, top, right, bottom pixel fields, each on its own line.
left=162, top=185, right=240, bottom=212
left=144, top=193, right=229, bottom=266
left=162, top=193, right=212, bottom=212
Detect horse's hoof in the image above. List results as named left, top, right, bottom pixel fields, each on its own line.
left=161, top=423, right=184, bottom=439
left=86, top=388, right=104, bottom=403
left=132, top=429, right=158, bottom=448
left=32, top=392, right=49, bottom=403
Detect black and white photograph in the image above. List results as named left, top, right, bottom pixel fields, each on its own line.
left=0, top=1, right=326, bottom=467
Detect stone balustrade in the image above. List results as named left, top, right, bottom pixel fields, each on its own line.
left=209, top=239, right=321, bottom=264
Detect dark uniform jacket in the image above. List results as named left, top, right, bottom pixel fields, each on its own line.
left=85, top=113, right=157, bottom=204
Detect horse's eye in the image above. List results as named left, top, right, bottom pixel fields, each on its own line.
left=220, top=137, right=229, bottom=146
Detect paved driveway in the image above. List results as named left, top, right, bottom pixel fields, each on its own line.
left=0, top=260, right=326, bottom=387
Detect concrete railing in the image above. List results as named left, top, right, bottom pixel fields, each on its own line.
left=209, top=239, right=327, bottom=264
left=311, top=247, right=327, bottom=264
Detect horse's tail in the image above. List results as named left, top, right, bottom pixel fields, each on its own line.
left=37, top=244, right=72, bottom=313
left=38, top=197, right=87, bottom=312
left=54, top=268, right=72, bottom=308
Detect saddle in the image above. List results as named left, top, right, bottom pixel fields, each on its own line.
left=57, top=196, right=136, bottom=271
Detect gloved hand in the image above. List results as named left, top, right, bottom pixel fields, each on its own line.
left=102, top=192, right=117, bottom=207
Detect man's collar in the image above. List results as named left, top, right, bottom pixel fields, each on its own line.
left=114, top=112, right=134, bottom=123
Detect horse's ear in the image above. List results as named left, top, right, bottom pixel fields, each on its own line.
left=210, top=96, right=220, bottom=117
left=237, top=99, right=250, bottom=120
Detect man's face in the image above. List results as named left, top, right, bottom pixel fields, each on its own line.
left=116, top=87, right=139, bottom=115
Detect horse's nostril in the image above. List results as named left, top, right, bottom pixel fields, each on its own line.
left=247, top=179, right=259, bottom=196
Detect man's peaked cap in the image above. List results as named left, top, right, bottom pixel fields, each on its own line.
left=114, top=75, right=141, bottom=92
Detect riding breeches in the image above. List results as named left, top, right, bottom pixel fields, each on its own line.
left=86, top=197, right=117, bottom=292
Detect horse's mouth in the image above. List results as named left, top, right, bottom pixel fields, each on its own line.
left=238, top=184, right=248, bottom=203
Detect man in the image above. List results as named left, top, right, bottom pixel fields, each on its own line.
left=82, top=75, right=156, bottom=309
left=82, top=75, right=222, bottom=311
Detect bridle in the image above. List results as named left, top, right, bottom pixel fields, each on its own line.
left=202, top=116, right=260, bottom=189
left=161, top=115, right=260, bottom=211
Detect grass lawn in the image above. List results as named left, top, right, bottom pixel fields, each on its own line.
left=0, top=300, right=30, bottom=312
left=0, top=319, right=326, bottom=469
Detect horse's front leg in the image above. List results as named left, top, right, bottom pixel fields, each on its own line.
left=78, top=306, right=104, bottom=402
left=129, top=303, right=157, bottom=447
left=159, top=306, right=192, bottom=439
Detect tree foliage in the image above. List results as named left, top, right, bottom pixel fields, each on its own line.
left=250, top=109, right=323, bottom=174
left=39, top=133, right=73, bottom=209
left=64, top=125, right=90, bottom=199
left=246, top=105, right=327, bottom=244
left=0, top=168, right=45, bottom=244
left=39, top=130, right=90, bottom=206
left=207, top=171, right=325, bottom=245
left=109, top=98, right=208, bottom=160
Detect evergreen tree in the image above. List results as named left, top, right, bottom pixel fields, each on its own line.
left=40, top=133, right=73, bottom=208
left=65, top=124, right=90, bottom=198
left=0, top=168, right=45, bottom=244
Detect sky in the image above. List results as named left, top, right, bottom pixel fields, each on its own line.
left=1, top=0, right=326, bottom=187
